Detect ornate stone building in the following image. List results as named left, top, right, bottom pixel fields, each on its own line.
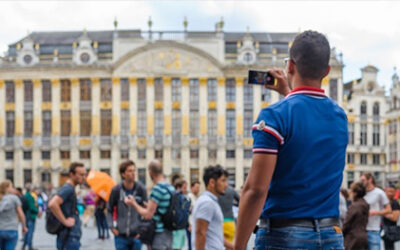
left=0, top=24, right=344, bottom=188
left=343, top=66, right=388, bottom=187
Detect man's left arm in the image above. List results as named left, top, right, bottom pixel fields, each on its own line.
left=370, top=194, right=392, bottom=216
left=234, top=153, right=277, bottom=250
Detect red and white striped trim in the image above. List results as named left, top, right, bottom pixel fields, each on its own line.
left=285, top=86, right=326, bottom=99
left=252, top=148, right=278, bottom=154
left=252, top=124, right=284, bottom=145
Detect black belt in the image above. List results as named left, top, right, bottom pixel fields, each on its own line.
left=260, top=218, right=340, bottom=229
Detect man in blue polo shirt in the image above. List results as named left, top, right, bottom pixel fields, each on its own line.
left=234, top=31, right=348, bottom=250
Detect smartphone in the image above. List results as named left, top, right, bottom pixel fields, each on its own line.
left=248, top=70, right=276, bottom=85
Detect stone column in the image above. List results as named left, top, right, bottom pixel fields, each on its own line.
left=181, top=77, right=190, bottom=182
left=217, top=77, right=226, bottom=167
left=235, top=77, right=244, bottom=188
left=198, top=78, right=208, bottom=185
left=146, top=77, right=155, bottom=183
left=91, top=78, right=100, bottom=171
left=111, top=77, right=121, bottom=180
left=0, top=80, right=5, bottom=181
left=163, top=77, right=172, bottom=177
left=14, top=79, right=23, bottom=187
left=70, top=78, right=80, bottom=163
left=129, top=77, right=137, bottom=162
left=50, top=79, right=60, bottom=187
left=32, top=79, right=42, bottom=185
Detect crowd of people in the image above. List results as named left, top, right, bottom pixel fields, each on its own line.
left=2, top=30, right=400, bottom=250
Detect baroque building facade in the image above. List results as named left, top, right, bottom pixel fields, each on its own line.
left=0, top=24, right=344, bottom=188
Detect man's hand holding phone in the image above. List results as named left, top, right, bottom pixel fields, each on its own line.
left=266, top=68, right=292, bottom=97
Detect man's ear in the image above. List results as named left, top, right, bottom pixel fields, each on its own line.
left=287, top=59, right=296, bottom=75
left=322, top=66, right=331, bottom=79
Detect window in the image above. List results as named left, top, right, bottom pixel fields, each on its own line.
left=360, top=102, right=367, bottom=120
left=360, top=153, right=367, bottom=165
left=373, top=103, right=379, bottom=121
left=138, top=149, right=146, bottom=160
left=243, top=83, right=253, bottom=106
left=101, top=110, right=112, bottom=136
left=42, top=111, right=52, bottom=137
left=100, top=150, right=111, bottom=159
left=121, top=78, right=129, bottom=101
left=80, top=111, right=91, bottom=136
left=155, top=150, right=163, bottom=159
left=6, top=112, right=15, bottom=138
left=23, top=169, right=32, bottom=184
left=23, top=151, right=32, bottom=160
left=42, top=80, right=51, bottom=102
left=137, top=112, right=146, bottom=138
left=172, top=110, right=181, bottom=143
left=120, top=150, right=129, bottom=159
left=172, top=148, right=181, bottom=160
left=80, top=79, right=91, bottom=101
left=154, top=78, right=163, bottom=101
left=190, top=168, right=200, bottom=184
left=172, top=78, right=181, bottom=102
left=80, top=150, right=91, bottom=159
left=226, top=78, right=236, bottom=102
left=24, top=111, right=33, bottom=138
left=41, top=151, right=51, bottom=160
left=347, top=153, right=355, bottom=164
left=121, top=109, right=130, bottom=136
left=137, top=78, right=146, bottom=110
left=190, top=79, right=199, bottom=110
left=41, top=172, right=51, bottom=184
left=190, top=149, right=199, bottom=159
left=226, top=150, right=235, bottom=158
left=207, top=78, right=217, bottom=102
left=208, top=110, right=217, bottom=143
left=60, top=79, right=71, bottom=102
left=226, top=109, right=236, bottom=143
left=244, top=149, right=252, bottom=159
left=5, top=81, right=15, bottom=103
left=360, top=124, right=367, bottom=145
left=373, top=125, right=380, bottom=146
left=244, top=110, right=253, bottom=138
left=373, top=154, right=380, bottom=165
left=208, top=149, right=217, bottom=159
left=5, top=169, right=14, bottom=182
left=227, top=167, right=236, bottom=188
left=190, top=112, right=199, bottom=138
left=348, top=123, right=354, bottom=145
left=61, top=110, right=71, bottom=136
left=5, top=151, right=14, bottom=160
left=261, top=88, right=271, bottom=102
left=100, top=78, right=112, bottom=101
left=60, top=150, right=70, bottom=159
left=155, top=110, right=163, bottom=143
left=138, top=168, right=146, bottom=186
left=24, top=80, right=33, bottom=102
left=329, top=79, right=338, bottom=101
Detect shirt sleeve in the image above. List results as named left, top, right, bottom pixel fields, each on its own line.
left=380, top=190, right=390, bottom=206
left=392, top=200, right=400, bottom=210
left=57, top=186, right=73, bottom=202
left=194, top=200, right=215, bottom=223
left=149, top=184, right=164, bottom=205
left=252, top=108, right=285, bottom=154
left=13, top=195, right=22, bottom=207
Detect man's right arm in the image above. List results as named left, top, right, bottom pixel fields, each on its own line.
left=107, top=188, right=119, bottom=235
left=48, top=195, right=74, bottom=227
left=195, top=219, right=209, bottom=250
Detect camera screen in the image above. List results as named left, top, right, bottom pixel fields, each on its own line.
left=248, top=70, right=275, bottom=85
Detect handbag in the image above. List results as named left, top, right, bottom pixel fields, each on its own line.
left=382, top=224, right=400, bottom=242
left=137, top=218, right=156, bottom=245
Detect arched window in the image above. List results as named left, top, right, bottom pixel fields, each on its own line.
left=360, top=101, right=367, bottom=120
left=373, top=103, right=380, bottom=118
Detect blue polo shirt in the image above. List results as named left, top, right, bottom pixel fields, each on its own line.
left=252, top=86, right=348, bottom=219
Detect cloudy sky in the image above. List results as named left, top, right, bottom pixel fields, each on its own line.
left=1, top=1, right=399, bottom=90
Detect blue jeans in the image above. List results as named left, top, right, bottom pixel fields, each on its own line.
left=114, top=236, right=142, bottom=250
left=255, top=223, right=344, bottom=249
left=95, top=210, right=109, bottom=239
left=0, top=230, right=18, bottom=250
left=56, top=235, right=81, bottom=250
left=367, top=231, right=381, bottom=250
left=23, top=219, right=36, bottom=248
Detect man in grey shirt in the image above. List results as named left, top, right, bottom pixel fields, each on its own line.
left=361, top=173, right=391, bottom=250
left=218, top=185, right=240, bottom=244
left=192, top=165, right=233, bottom=250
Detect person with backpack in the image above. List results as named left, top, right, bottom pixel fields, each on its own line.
left=22, top=184, right=39, bottom=250
left=48, top=162, right=86, bottom=250
left=94, top=195, right=108, bottom=240
left=172, top=178, right=189, bottom=250
left=107, top=160, right=147, bottom=250
left=125, top=159, right=176, bottom=250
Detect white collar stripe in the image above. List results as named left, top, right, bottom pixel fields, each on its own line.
left=253, top=148, right=278, bottom=153
left=286, top=90, right=326, bottom=98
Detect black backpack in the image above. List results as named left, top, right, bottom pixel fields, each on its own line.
left=45, top=193, right=76, bottom=235
left=161, top=185, right=191, bottom=230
